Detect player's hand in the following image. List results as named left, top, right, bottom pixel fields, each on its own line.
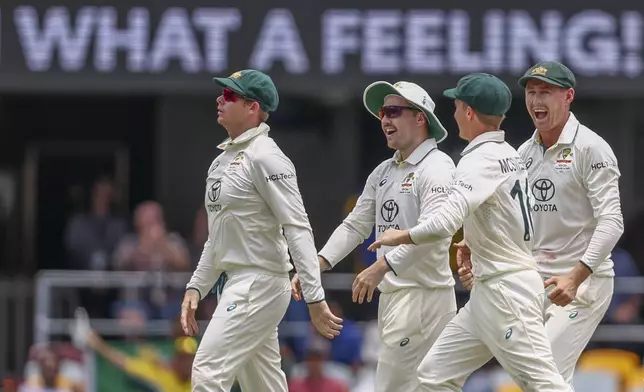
left=544, top=275, right=578, bottom=307
left=307, top=301, right=343, bottom=339
left=352, top=257, right=389, bottom=304
left=454, top=240, right=474, bottom=290
left=367, top=229, right=412, bottom=251
left=291, top=273, right=303, bottom=301
left=181, top=289, right=200, bottom=337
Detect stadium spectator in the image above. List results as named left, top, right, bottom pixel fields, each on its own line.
left=112, top=201, right=190, bottom=319
left=64, top=176, right=127, bottom=271
left=112, top=201, right=189, bottom=272
left=288, top=337, right=350, bottom=392
left=19, top=345, right=84, bottom=392
left=64, top=176, right=127, bottom=318
left=84, top=327, right=194, bottom=392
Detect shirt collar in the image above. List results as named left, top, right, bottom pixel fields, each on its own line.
left=461, top=131, right=505, bottom=156
left=392, top=138, right=438, bottom=165
left=530, top=112, right=579, bottom=147
left=217, top=122, right=270, bottom=151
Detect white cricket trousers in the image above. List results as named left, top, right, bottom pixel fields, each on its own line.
left=191, top=268, right=291, bottom=392
left=545, top=275, right=613, bottom=383
left=417, top=269, right=573, bottom=392
left=376, top=287, right=456, bottom=392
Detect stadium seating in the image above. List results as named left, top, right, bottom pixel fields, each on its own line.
left=577, top=348, right=641, bottom=389
left=626, top=366, right=644, bottom=392
left=573, top=370, right=619, bottom=392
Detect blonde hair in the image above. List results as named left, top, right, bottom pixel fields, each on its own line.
left=475, top=111, right=505, bottom=130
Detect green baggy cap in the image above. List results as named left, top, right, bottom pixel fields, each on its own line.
left=518, top=61, right=577, bottom=89
left=213, top=69, right=279, bottom=113
left=443, top=73, right=512, bottom=116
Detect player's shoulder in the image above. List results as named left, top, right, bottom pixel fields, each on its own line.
left=367, top=158, right=394, bottom=180
left=421, top=148, right=456, bottom=169
left=416, top=148, right=455, bottom=179
left=459, top=141, right=521, bottom=174
left=517, top=136, right=536, bottom=158
left=246, top=134, right=293, bottom=165
left=574, top=122, right=616, bottom=156
left=461, top=140, right=517, bottom=162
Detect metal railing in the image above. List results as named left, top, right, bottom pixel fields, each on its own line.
left=0, top=270, right=641, bottom=378
left=31, top=270, right=644, bottom=344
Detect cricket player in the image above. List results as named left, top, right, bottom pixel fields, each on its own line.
left=356, top=73, right=572, bottom=392
left=292, top=81, right=457, bottom=392
left=181, top=69, right=342, bottom=392
left=457, top=61, right=624, bottom=383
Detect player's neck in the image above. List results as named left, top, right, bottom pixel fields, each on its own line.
left=536, top=113, right=569, bottom=148
left=226, top=120, right=262, bottom=140
left=398, top=137, right=427, bottom=161
left=466, top=127, right=496, bottom=142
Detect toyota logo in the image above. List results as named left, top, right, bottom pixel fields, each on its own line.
left=380, top=199, right=399, bottom=223
left=208, top=180, right=222, bottom=202
left=531, top=179, right=555, bottom=202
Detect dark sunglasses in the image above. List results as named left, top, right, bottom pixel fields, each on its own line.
left=378, top=105, right=419, bottom=119
left=222, top=87, right=249, bottom=103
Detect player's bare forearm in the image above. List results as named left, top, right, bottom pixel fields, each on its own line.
left=569, top=262, right=592, bottom=286
left=88, top=332, right=128, bottom=369
left=318, top=255, right=332, bottom=271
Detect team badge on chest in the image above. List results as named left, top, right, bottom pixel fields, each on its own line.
left=399, top=172, right=415, bottom=194
left=554, top=148, right=573, bottom=173
left=226, top=152, right=245, bottom=172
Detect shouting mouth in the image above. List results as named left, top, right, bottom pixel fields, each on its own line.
left=533, top=108, right=548, bottom=121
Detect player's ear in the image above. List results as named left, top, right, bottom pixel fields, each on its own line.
left=565, top=88, right=575, bottom=104
left=244, top=100, right=261, bottom=114
left=465, top=105, right=474, bottom=121
left=417, top=112, right=429, bottom=128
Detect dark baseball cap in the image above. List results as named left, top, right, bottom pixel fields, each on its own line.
left=518, top=61, right=577, bottom=89
left=443, top=73, right=512, bottom=116
left=213, top=69, right=279, bottom=113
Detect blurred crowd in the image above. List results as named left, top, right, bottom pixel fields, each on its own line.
left=6, top=175, right=644, bottom=392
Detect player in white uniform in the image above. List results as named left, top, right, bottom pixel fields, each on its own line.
left=180, top=69, right=342, bottom=392
left=355, top=73, right=573, bottom=392
left=457, top=61, right=624, bottom=384
left=292, top=81, right=457, bottom=392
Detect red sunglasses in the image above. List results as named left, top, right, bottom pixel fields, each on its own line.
left=378, top=105, right=420, bottom=119
left=222, top=88, right=249, bottom=103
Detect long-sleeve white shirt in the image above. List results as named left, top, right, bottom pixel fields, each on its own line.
left=388, top=131, right=537, bottom=281
left=518, top=112, right=624, bottom=278
left=186, top=123, right=325, bottom=303
left=318, top=139, right=456, bottom=293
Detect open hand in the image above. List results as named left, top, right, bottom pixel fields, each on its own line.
left=291, top=273, right=303, bottom=301
left=181, top=289, right=200, bottom=336
left=308, top=301, right=343, bottom=339
left=352, top=258, right=389, bottom=304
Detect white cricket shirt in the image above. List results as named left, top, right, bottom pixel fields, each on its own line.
left=518, top=112, right=623, bottom=278
left=186, top=123, right=325, bottom=303
left=389, top=131, right=538, bottom=281
left=318, top=139, right=456, bottom=293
